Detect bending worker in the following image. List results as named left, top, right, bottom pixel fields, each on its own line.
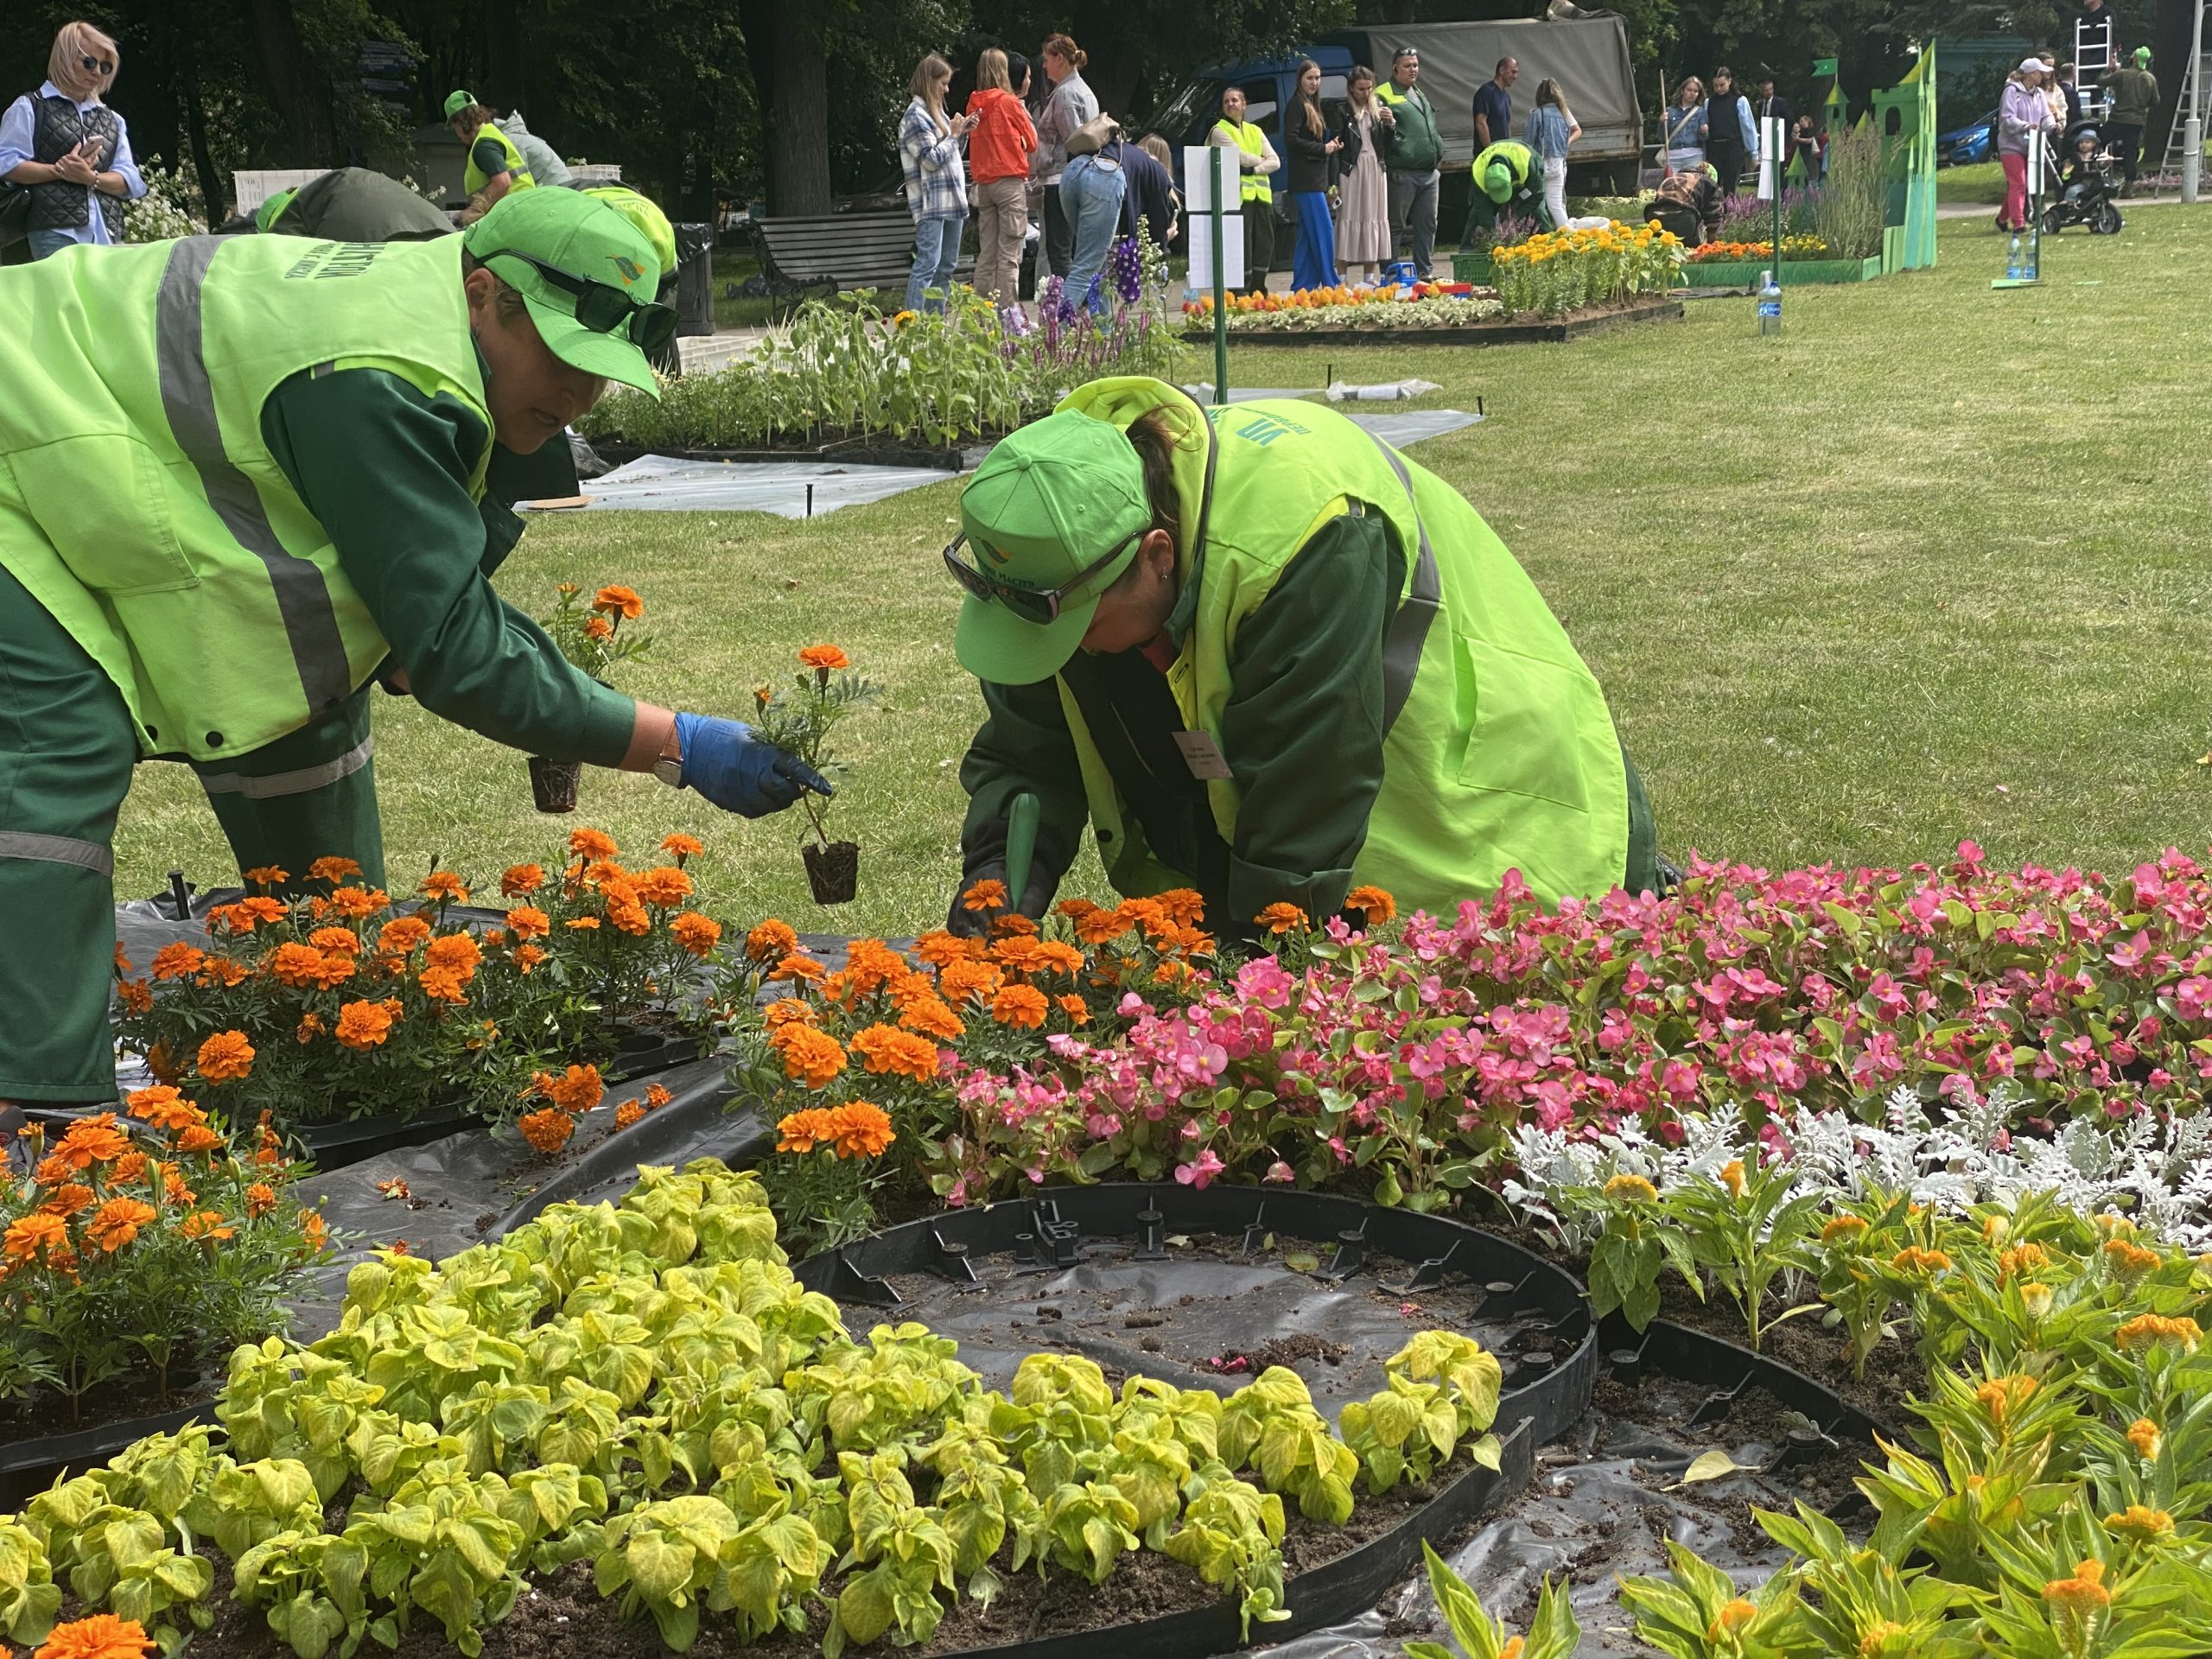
left=943, top=377, right=1659, bottom=938
left=0, top=188, right=827, bottom=1106
left=1467, top=138, right=1549, bottom=232
left=445, top=89, right=535, bottom=224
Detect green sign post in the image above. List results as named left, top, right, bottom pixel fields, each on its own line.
left=1211, top=145, right=1230, bottom=404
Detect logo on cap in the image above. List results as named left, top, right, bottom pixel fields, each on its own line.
left=609, top=255, right=643, bottom=288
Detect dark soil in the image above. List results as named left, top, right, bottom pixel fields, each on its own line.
left=0, top=1356, right=221, bottom=1453
left=804, top=842, right=861, bottom=907
left=525, top=756, right=582, bottom=814
left=1651, top=1276, right=1926, bottom=1434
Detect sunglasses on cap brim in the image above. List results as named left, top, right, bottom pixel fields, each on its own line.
left=484, top=250, right=678, bottom=356
left=942, top=527, right=1143, bottom=625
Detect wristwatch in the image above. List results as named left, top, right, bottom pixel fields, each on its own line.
left=652, top=728, right=684, bottom=789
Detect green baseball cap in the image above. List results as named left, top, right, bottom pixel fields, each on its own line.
left=254, top=188, right=297, bottom=233
left=952, top=410, right=1154, bottom=683
left=2134, top=45, right=2152, bottom=64
left=1481, top=162, right=1512, bottom=203
left=443, top=89, right=476, bottom=121
left=463, top=188, right=666, bottom=397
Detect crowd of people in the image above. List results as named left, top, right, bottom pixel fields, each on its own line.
left=1994, top=42, right=2159, bottom=233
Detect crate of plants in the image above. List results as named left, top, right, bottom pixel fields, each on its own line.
left=579, top=233, right=1186, bottom=464
left=0, top=1096, right=332, bottom=1506
left=9, top=1159, right=1569, bottom=1659
left=1179, top=280, right=1504, bottom=344
left=111, top=827, right=723, bottom=1168
left=1681, top=235, right=1885, bottom=287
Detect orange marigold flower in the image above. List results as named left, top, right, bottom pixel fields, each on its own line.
left=1071, top=906, right=1129, bottom=945
left=963, top=878, right=1008, bottom=913
left=938, top=958, right=1007, bottom=1007
left=327, top=885, right=389, bottom=920
left=86, top=1198, right=159, bottom=1254
left=113, top=1149, right=148, bottom=1184
left=299, top=1210, right=327, bottom=1253
left=1058, top=994, right=1090, bottom=1024
left=774, top=1025, right=848, bottom=1088
left=2041, top=1559, right=2111, bottom=1612
left=899, top=995, right=966, bottom=1043
left=3, top=1212, right=68, bottom=1265
left=176, top=1123, right=226, bottom=1155
left=2117, top=1313, right=2202, bottom=1353
left=308, top=856, right=362, bottom=885
left=583, top=613, right=614, bottom=641
left=565, top=916, right=601, bottom=931
left=425, top=932, right=482, bottom=975
left=798, top=643, right=850, bottom=671
left=916, top=930, right=984, bottom=966
left=1890, top=1247, right=1954, bottom=1275
left=764, top=999, right=818, bottom=1030
left=517, top=1106, right=575, bottom=1154
left=34, top=1154, right=73, bottom=1188
left=421, top=871, right=469, bottom=905
left=992, top=936, right=1042, bottom=973
left=334, top=1000, right=397, bottom=1049
left=376, top=916, right=433, bottom=957
left=742, top=919, right=798, bottom=963
left=850, top=1024, right=941, bottom=1083
left=776, top=1107, right=833, bottom=1154
left=126, top=1088, right=207, bottom=1135
left=309, top=927, right=361, bottom=956
left=990, top=912, right=1039, bottom=938
left=56, top=1115, right=130, bottom=1170
left=2127, top=1418, right=2162, bottom=1459
left=633, top=865, right=695, bottom=908
left=1344, top=884, right=1397, bottom=926
left=991, top=983, right=1049, bottom=1030
left=1028, top=940, right=1086, bottom=977
left=33, top=1611, right=157, bottom=1659
left=593, top=584, right=645, bottom=620
left=241, top=865, right=289, bottom=890
left=827, top=1100, right=895, bottom=1159
left=671, top=912, right=721, bottom=957
left=181, top=1211, right=233, bottom=1242
left=661, top=832, right=703, bottom=861
left=245, top=1183, right=277, bottom=1219
left=506, top=906, right=551, bottom=941
left=116, top=979, right=154, bottom=1014
left=513, top=944, right=547, bottom=973
left=769, top=952, right=828, bottom=985
left=501, top=863, right=546, bottom=897
left=40, top=1183, right=95, bottom=1219
left=197, top=957, right=250, bottom=989
left=149, top=942, right=207, bottom=981
left=1154, top=888, right=1207, bottom=927
left=613, top=1100, right=645, bottom=1130
left=844, top=938, right=908, bottom=995
left=568, top=827, right=620, bottom=861
left=645, top=1083, right=672, bottom=1109
left=607, top=897, right=652, bottom=936
left=536, top=1063, right=606, bottom=1115
left=1255, top=902, right=1308, bottom=936
left=267, top=941, right=337, bottom=989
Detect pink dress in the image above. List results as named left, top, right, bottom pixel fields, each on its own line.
left=1336, top=105, right=1391, bottom=266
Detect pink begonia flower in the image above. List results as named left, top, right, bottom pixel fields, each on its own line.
left=1265, top=1160, right=1295, bottom=1184
left=1175, top=1149, right=1226, bottom=1188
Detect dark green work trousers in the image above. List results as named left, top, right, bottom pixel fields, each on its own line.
left=0, top=560, right=384, bottom=1102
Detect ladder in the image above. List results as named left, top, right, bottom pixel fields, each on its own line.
left=2075, top=15, right=2117, bottom=121
left=2148, top=25, right=2211, bottom=195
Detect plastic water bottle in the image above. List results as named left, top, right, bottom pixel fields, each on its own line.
left=1756, top=270, right=1782, bottom=335
left=2006, top=232, right=2023, bottom=280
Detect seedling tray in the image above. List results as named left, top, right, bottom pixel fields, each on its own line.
left=791, top=1185, right=1594, bottom=1659
left=1183, top=298, right=1683, bottom=348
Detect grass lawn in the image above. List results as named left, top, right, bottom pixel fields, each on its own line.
left=112, top=209, right=2212, bottom=938
left=1937, top=160, right=2005, bottom=205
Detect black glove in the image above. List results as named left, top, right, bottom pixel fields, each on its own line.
left=946, top=819, right=1070, bottom=937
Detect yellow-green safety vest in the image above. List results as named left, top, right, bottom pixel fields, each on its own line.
left=463, top=122, right=536, bottom=198
left=1052, top=378, right=1629, bottom=913
left=1471, top=140, right=1536, bottom=188
left=1211, top=119, right=1273, bottom=205
left=0, top=235, right=494, bottom=762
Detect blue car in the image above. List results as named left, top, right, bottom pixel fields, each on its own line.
left=1940, top=109, right=1996, bottom=165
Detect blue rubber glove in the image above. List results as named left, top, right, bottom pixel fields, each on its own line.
left=672, top=714, right=833, bottom=818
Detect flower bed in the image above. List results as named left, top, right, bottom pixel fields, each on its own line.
left=1179, top=282, right=1503, bottom=335
left=582, top=235, right=1184, bottom=454
left=1685, top=236, right=1832, bottom=264
left=1681, top=255, right=1888, bottom=287
left=1487, top=220, right=1685, bottom=320
left=3, top=1163, right=1527, bottom=1659
left=115, top=827, right=721, bottom=1136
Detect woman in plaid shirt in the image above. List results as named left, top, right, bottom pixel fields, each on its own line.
left=900, top=54, right=973, bottom=313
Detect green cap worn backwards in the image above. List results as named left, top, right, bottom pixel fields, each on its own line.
left=443, top=89, right=477, bottom=121
left=253, top=188, right=297, bottom=233
left=954, top=408, right=1154, bottom=684
left=463, top=188, right=666, bottom=397
left=2135, top=45, right=2152, bottom=65
left=1482, top=162, right=1512, bottom=202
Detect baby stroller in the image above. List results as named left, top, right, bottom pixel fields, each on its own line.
left=2041, top=122, right=2124, bottom=234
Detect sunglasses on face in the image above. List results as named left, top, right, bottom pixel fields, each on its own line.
left=942, top=527, right=1143, bottom=624
left=484, top=250, right=679, bottom=354
left=80, top=54, right=115, bottom=76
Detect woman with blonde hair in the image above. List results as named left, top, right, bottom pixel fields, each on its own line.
left=0, top=20, right=146, bottom=258
left=899, top=53, right=974, bottom=313
left=1662, top=76, right=1707, bottom=175
left=966, top=48, right=1037, bottom=307
left=1333, top=66, right=1391, bottom=284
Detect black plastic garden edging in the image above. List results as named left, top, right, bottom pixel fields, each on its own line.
left=0, top=1400, right=210, bottom=1510
left=791, top=1184, right=1595, bottom=1659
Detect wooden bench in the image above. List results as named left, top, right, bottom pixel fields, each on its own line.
left=748, top=208, right=975, bottom=299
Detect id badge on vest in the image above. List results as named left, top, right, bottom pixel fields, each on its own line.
left=1160, top=655, right=1230, bottom=780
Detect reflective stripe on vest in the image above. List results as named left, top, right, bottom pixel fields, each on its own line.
left=1357, top=428, right=1442, bottom=735
left=199, top=733, right=373, bottom=800
left=465, top=124, right=536, bottom=197
left=0, top=831, right=113, bottom=875
left=157, top=238, right=353, bottom=717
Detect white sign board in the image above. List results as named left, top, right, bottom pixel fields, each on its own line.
left=1181, top=144, right=1243, bottom=213
left=233, top=168, right=328, bottom=212
left=1186, top=215, right=1245, bottom=290
left=1756, top=118, right=1786, bottom=200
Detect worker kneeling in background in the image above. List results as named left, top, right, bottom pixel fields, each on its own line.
left=943, top=377, right=1660, bottom=940
left=0, top=188, right=824, bottom=1107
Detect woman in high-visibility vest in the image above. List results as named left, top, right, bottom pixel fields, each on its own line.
left=445, top=89, right=536, bottom=225
left=0, top=188, right=825, bottom=1109
left=1206, top=87, right=1279, bottom=297
left=939, top=377, right=1662, bottom=939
